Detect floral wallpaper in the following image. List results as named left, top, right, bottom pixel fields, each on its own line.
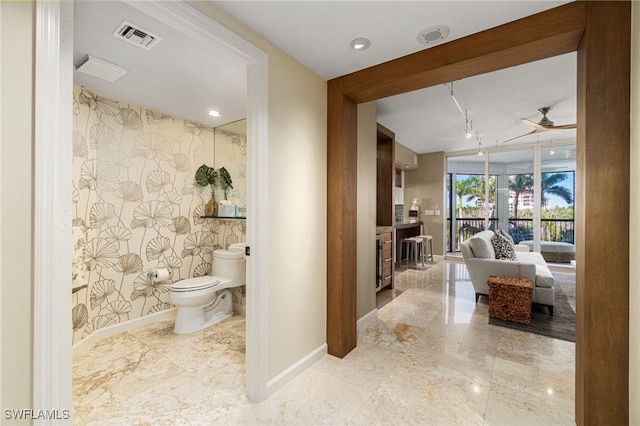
left=71, top=86, right=246, bottom=344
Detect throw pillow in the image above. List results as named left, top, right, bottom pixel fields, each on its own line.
left=491, top=230, right=516, bottom=260
left=495, top=228, right=514, bottom=244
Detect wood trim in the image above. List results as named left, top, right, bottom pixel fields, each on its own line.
left=339, top=2, right=586, bottom=104
left=327, top=0, right=631, bottom=422
left=327, top=79, right=358, bottom=357
left=576, top=2, right=631, bottom=424
left=376, top=124, right=395, bottom=226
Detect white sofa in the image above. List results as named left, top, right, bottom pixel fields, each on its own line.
left=460, top=230, right=555, bottom=315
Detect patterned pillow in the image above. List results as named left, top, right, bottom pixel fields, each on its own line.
left=491, top=229, right=516, bottom=260
left=495, top=228, right=514, bottom=244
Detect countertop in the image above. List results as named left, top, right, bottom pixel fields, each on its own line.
left=394, top=220, right=422, bottom=230
left=375, top=226, right=393, bottom=234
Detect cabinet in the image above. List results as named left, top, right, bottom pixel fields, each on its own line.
left=376, top=231, right=394, bottom=292
left=376, top=124, right=395, bottom=226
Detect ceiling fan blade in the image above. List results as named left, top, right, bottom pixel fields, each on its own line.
left=548, top=123, right=577, bottom=130
left=503, top=128, right=537, bottom=143
left=522, top=118, right=548, bottom=131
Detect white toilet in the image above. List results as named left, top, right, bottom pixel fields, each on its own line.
left=169, top=243, right=246, bottom=334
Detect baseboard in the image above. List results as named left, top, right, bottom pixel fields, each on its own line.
left=233, top=303, right=246, bottom=316
left=72, top=308, right=177, bottom=357
left=357, top=308, right=378, bottom=331
left=266, top=343, right=327, bottom=397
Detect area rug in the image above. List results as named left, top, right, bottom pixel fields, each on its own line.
left=488, top=273, right=576, bottom=342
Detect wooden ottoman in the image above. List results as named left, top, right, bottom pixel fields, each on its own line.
left=487, top=275, right=533, bottom=324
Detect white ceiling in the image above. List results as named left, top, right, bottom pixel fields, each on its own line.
left=74, top=1, right=247, bottom=129
left=74, top=0, right=577, bottom=154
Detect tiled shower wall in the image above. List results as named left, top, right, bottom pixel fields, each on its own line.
left=71, top=86, right=246, bottom=344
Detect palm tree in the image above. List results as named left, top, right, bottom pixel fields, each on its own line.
left=466, top=175, right=496, bottom=216
left=455, top=178, right=475, bottom=217
left=541, top=173, right=573, bottom=208
left=509, top=174, right=533, bottom=219
left=509, top=172, right=573, bottom=216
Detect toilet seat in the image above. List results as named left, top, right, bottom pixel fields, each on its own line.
left=170, top=276, right=220, bottom=292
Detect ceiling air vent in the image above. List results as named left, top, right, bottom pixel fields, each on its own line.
left=113, top=21, right=161, bottom=50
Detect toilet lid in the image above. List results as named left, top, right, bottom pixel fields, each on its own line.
left=170, top=276, right=220, bottom=292
left=213, top=249, right=243, bottom=260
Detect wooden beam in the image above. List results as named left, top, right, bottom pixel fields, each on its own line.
left=327, top=4, right=632, bottom=422
left=339, top=2, right=586, bottom=103
left=576, top=2, right=631, bottom=424
left=326, top=79, right=358, bottom=357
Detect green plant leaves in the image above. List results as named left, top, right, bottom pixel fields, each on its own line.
left=219, top=166, right=233, bottom=189
left=195, top=164, right=218, bottom=187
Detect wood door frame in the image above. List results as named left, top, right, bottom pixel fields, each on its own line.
left=327, top=1, right=630, bottom=424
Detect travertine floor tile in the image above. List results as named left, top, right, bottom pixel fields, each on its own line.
left=73, top=260, right=575, bottom=425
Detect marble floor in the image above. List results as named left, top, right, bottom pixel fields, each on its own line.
left=73, top=260, right=575, bottom=425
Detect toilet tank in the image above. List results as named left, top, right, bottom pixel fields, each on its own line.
left=212, top=249, right=246, bottom=286
left=228, top=242, right=247, bottom=258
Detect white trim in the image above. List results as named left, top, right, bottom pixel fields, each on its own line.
left=72, top=308, right=176, bottom=357
left=357, top=309, right=378, bottom=331
left=34, top=0, right=271, bottom=412
left=34, top=1, right=73, bottom=421
left=0, top=1, right=3, bottom=407
left=245, top=54, right=270, bottom=401
left=128, top=0, right=270, bottom=403
left=445, top=137, right=577, bottom=159
left=127, top=1, right=264, bottom=66
left=266, top=344, right=327, bottom=397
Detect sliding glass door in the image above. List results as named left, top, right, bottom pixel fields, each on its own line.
left=540, top=145, right=576, bottom=261
left=447, top=143, right=576, bottom=257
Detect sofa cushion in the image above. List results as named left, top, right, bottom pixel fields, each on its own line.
left=468, top=233, right=495, bottom=259
left=491, top=230, right=516, bottom=260
left=516, top=251, right=555, bottom=288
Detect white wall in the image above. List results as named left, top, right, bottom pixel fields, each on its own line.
left=0, top=0, right=34, bottom=412
left=186, top=2, right=328, bottom=383
left=629, top=2, right=639, bottom=423
left=357, top=102, right=377, bottom=320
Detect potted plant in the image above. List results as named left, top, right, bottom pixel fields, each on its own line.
left=218, top=166, right=233, bottom=200
left=195, top=164, right=218, bottom=216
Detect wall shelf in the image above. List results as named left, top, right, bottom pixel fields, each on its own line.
left=200, top=216, right=246, bottom=220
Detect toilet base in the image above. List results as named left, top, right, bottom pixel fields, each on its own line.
left=173, top=289, right=233, bottom=334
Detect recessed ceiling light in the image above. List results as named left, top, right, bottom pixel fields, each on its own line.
left=417, top=25, right=450, bottom=46
left=350, top=38, right=371, bottom=51
left=208, top=110, right=221, bottom=117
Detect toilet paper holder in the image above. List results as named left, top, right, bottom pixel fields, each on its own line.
left=147, top=268, right=172, bottom=281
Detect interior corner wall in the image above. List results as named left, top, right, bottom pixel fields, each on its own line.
left=186, top=2, right=328, bottom=382
left=404, top=152, right=446, bottom=255
left=0, top=0, right=34, bottom=414
left=357, top=102, right=377, bottom=320
left=629, top=2, right=639, bottom=423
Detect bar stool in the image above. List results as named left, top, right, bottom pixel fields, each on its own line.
left=401, top=237, right=424, bottom=268
left=415, top=234, right=434, bottom=264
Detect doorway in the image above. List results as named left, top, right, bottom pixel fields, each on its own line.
left=33, top=0, right=270, bottom=412
left=327, top=2, right=630, bottom=424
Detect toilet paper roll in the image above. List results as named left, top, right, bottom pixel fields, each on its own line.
left=152, top=268, right=171, bottom=282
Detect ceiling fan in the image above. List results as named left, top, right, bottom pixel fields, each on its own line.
left=503, top=106, right=576, bottom=143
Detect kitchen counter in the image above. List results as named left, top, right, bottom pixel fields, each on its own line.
left=376, top=226, right=393, bottom=234
left=394, top=221, right=422, bottom=230
left=394, top=221, right=422, bottom=266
